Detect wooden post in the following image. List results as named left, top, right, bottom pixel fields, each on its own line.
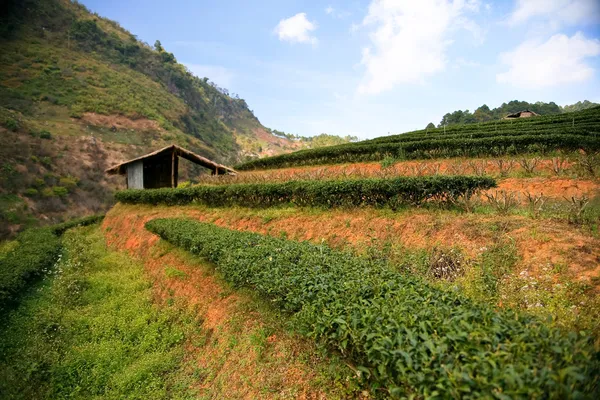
left=171, top=151, right=175, bottom=188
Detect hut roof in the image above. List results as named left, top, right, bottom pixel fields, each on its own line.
left=504, top=110, right=540, bottom=119
left=105, top=145, right=236, bottom=175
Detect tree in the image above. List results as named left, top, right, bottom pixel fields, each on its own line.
left=426, top=122, right=435, bottom=129
left=154, top=40, right=163, bottom=52
left=473, top=105, right=493, bottom=123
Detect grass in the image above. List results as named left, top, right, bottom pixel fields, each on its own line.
left=0, top=226, right=198, bottom=399
left=109, top=203, right=600, bottom=336
left=148, top=241, right=363, bottom=399
left=0, top=224, right=362, bottom=399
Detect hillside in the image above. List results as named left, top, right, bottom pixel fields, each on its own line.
left=437, top=99, right=599, bottom=127
left=2, top=104, right=600, bottom=397
left=236, top=106, right=600, bottom=170
left=0, top=0, right=344, bottom=237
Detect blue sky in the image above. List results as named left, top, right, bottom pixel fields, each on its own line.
left=82, top=0, right=600, bottom=139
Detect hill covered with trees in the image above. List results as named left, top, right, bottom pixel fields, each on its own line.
left=434, top=100, right=599, bottom=127
left=0, top=0, right=352, bottom=237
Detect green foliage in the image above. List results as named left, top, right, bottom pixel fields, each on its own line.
left=0, top=228, right=60, bottom=312
left=51, top=186, right=68, bottom=197
left=38, top=130, right=52, bottom=139
left=0, top=0, right=275, bottom=160
left=3, top=116, right=19, bottom=131
left=0, top=228, right=196, bottom=399
left=41, top=187, right=55, bottom=197
left=0, top=215, right=103, bottom=311
left=561, top=100, right=600, bottom=113
left=380, top=155, right=397, bottom=169
left=115, top=176, right=496, bottom=208
left=23, top=188, right=38, bottom=197
left=146, top=218, right=600, bottom=398
left=51, top=214, right=104, bottom=236
left=164, top=267, right=187, bottom=280
left=439, top=100, right=564, bottom=126
left=237, top=107, right=600, bottom=170
left=58, top=176, right=78, bottom=190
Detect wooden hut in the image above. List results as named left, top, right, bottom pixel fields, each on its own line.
left=105, top=145, right=236, bottom=189
left=503, top=110, right=539, bottom=119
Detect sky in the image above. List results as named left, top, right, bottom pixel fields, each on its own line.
left=81, top=0, right=600, bottom=139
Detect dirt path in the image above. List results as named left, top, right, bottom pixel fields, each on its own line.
left=103, top=211, right=361, bottom=399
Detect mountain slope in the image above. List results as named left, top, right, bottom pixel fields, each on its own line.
left=0, top=0, right=302, bottom=236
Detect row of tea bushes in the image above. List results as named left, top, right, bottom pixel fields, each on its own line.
left=236, top=134, right=600, bottom=170
left=364, top=106, right=600, bottom=145
left=115, top=176, right=496, bottom=208
left=146, top=218, right=600, bottom=398
left=0, top=215, right=104, bottom=312
left=0, top=228, right=60, bottom=312
left=51, top=214, right=105, bottom=236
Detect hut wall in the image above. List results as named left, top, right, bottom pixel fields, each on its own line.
left=143, top=154, right=174, bottom=189
left=127, top=161, right=144, bottom=189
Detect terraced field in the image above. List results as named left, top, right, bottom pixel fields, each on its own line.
left=102, top=109, right=600, bottom=397
left=2, top=108, right=600, bottom=398
left=236, top=106, right=600, bottom=170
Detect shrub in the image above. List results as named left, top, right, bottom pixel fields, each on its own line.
left=236, top=134, right=600, bottom=170
left=52, top=186, right=69, bottom=197
left=3, top=117, right=19, bottom=131
left=41, top=187, right=55, bottom=197
left=51, top=214, right=104, bottom=236
left=39, top=130, right=52, bottom=139
left=115, top=176, right=496, bottom=208
left=59, top=176, right=78, bottom=190
left=146, top=218, right=600, bottom=398
left=23, top=188, right=38, bottom=197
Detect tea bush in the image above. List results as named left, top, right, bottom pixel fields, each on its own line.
left=236, top=134, right=600, bottom=170
left=0, top=215, right=104, bottom=311
left=0, top=228, right=60, bottom=311
left=51, top=214, right=104, bottom=236
left=236, top=107, right=600, bottom=170
left=115, top=176, right=496, bottom=208
left=146, top=218, right=600, bottom=398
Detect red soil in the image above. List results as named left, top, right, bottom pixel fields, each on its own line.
left=237, top=158, right=576, bottom=180
left=102, top=211, right=335, bottom=399
left=496, top=177, right=599, bottom=200
left=106, top=204, right=600, bottom=292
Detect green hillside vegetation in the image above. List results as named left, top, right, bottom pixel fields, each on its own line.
left=0, top=0, right=354, bottom=238
left=438, top=99, right=599, bottom=127
left=237, top=106, right=600, bottom=170
left=114, top=176, right=496, bottom=208
left=147, top=218, right=600, bottom=398
left=269, top=129, right=359, bottom=146
left=0, top=0, right=256, bottom=158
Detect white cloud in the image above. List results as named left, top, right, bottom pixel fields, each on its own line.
left=455, top=57, right=481, bottom=68
left=274, top=13, right=318, bottom=45
left=508, top=0, right=600, bottom=27
left=496, top=32, right=600, bottom=89
left=357, top=0, right=482, bottom=95
left=184, top=64, right=235, bottom=88
left=325, top=5, right=351, bottom=19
